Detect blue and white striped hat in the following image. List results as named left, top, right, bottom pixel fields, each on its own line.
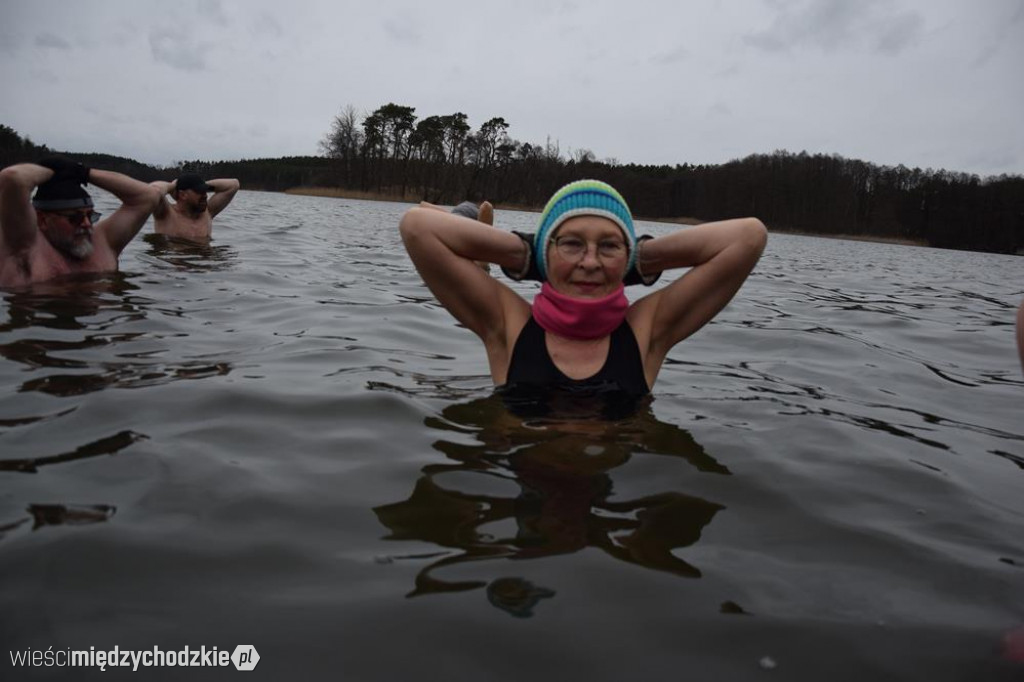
left=535, top=179, right=636, bottom=281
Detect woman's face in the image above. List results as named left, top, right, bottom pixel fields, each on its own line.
left=546, top=216, right=629, bottom=298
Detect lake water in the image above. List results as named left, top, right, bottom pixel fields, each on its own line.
left=1, top=190, right=1022, bottom=681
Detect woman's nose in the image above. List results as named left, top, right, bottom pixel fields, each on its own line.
left=578, top=244, right=601, bottom=267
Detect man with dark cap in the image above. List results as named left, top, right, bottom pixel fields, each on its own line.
left=150, top=173, right=240, bottom=241
left=0, top=158, right=161, bottom=288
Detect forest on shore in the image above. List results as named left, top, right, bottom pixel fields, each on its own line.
left=3, top=107, right=1022, bottom=254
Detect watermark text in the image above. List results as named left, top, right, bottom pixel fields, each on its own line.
left=9, top=645, right=260, bottom=672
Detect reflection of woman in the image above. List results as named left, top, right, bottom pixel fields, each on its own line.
left=374, top=394, right=728, bottom=601
left=400, top=180, right=766, bottom=398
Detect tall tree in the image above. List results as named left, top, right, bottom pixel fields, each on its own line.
left=319, top=105, right=364, bottom=186
left=372, top=103, right=417, bottom=195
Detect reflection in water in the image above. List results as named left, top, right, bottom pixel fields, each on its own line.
left=375, top=394, right=727, bottom=615
left=26, top=503, right=116, bottom=529
left=487, top=577, right=556, bottom=618
left=142, top=233, right=237, bottom=272
left=0, top=269, right=231, bottom=397
left=0, top=504, right=116, bottom=544
left=14, top=361, right=231, bottom=396
left=0, top=272, right=144, bottom=333
left=0, top=429, right=148, bottom=473
left=0, top=517, right=29, bottom=540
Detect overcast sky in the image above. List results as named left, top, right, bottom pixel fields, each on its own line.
left=1, top=0, right=1021, bottom=177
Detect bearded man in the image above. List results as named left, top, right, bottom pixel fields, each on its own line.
left=0, top=157, right=160, bottom=288
left=151, top=173, right=239, bottom=241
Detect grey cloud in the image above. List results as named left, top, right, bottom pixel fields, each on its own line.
left=382, top=17, right=422, bottom=44
left=745, top=0, right=864, bottom=52
left=80, top=104, right=135, bottom=126
left=30, top=67, right=59, bottom=85
left=251, top=13, right=283, bottom=39
left=149, top=27, right=210, bottom=71
left=958, top=147, right=1023, bottom=177
left=874, top=11, right=924, bottom=54
left=744, top=32, right=784, bottom=52
left=199, top=0, right=228, bottom=27
left=0, top=30, right=25, bottom=53
left=246, top=123, right=269, bottom=138
left=745, top=0, right=924, bottom=55
left=715, top=63, right=741, bottom=78
left=35, top=33, right=72, bottom=50
left=971, top=0, right=1024, bottom=68
left=652, top=45, right=689, bottom=65
left=709, top=101, right=733, bottom=117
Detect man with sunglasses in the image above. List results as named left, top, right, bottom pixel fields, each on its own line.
left=0, top=157, right=160, bottom=287
left=150, top=173, right=240, bottom=241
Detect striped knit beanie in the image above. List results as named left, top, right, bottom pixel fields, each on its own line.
left=535, top=179, right=636, bottom=281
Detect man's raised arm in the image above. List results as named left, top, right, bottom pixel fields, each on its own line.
left=92, top=170, right=161, bottom=254
left=0, top=163, right=53, bottom=253
left=149, top=180, right=175, bottom=220
left=206, top=179, right=240, bottom=218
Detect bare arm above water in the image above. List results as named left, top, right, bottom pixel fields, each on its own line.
left=629, top=218, right=768, bottom=377
left=0, top=163, right=52, bottom=253
left=399, top=206, right=529, bottom=345
left=92, top=170, right=162, bottom=254
left=206, top=179, right=240, bottom=218
left=149, top=180, right=175, bottom=220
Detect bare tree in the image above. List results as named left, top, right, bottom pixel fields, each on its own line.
left=319, top=105, right=364, bottom=185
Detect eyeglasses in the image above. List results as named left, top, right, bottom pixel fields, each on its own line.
left=552, top=236, right=627, bottom=261
left=51, top=210, right=102, bottom=226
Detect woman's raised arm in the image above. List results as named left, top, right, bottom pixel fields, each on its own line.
left=399, top=206, right=529, bottom=344
left=629, top=217, right=767, bottom=375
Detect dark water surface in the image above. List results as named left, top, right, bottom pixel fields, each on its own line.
left=2, top=191, right=1022, bottom=680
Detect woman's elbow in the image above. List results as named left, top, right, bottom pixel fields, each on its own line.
left=398, top=206, right=427, bottom=245
left=739, top=217, right=768, bottom=255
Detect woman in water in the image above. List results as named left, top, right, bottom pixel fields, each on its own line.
left=399, top=180, right=767, bottom=400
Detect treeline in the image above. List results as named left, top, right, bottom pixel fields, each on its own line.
left=315, top=103, right=1024, bottom=253
left=1, top=123, right=335, bottom=198
left=0, top=124, right=165, bottom=182
left=4, top=115, right=1023, bottom=254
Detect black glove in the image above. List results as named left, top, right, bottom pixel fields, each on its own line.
left=501, top=231, right=661, bottom=286
left=501, top=230, right=541, bottom=282
left=37, top=156, right=90, bottom=185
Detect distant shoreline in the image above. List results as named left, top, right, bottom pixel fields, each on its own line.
left=283, top=186, right=929, bottom=247
left=762, top=229, right=928, bottom=247
left=284, top=186, right=415, bottom=204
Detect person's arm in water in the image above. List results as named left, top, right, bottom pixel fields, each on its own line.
left=629, top=218, right=767, bottom=373
left=93, top=170, right=162, bottom=254
left=399, top=206, right=528, bottom=344
left=205, top=179, right=240, bottom=218
left=0, top=163, right=53, bottom=253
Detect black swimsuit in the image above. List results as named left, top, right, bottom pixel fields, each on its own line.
left=500, top=317, right=650, bottom=418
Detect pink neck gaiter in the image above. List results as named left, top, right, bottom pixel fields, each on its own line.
left=532, top=282, right=628, bottom=340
